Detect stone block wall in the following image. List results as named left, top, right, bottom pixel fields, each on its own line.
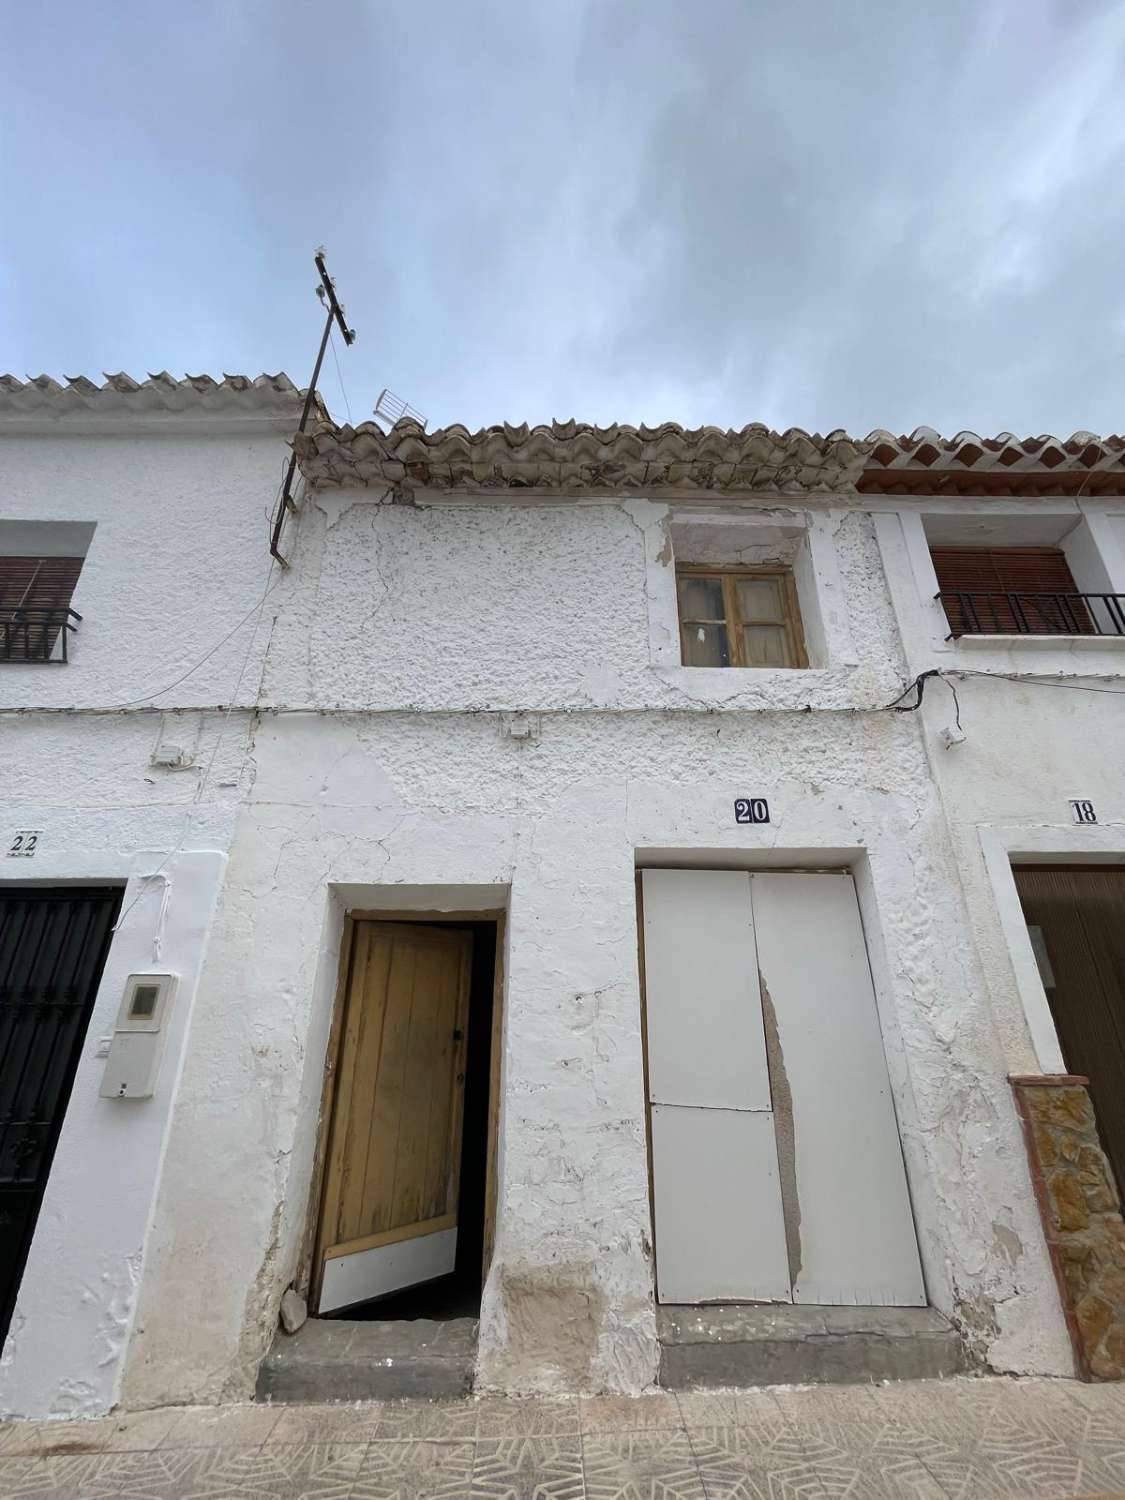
left=1012, top=1077, right=1125, bottom=1381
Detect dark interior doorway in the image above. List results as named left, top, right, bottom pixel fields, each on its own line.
left=1014, top=865, right=1125, bottom=1197
left=325, top=918, right=496, bottom=1322
left=0, top=886, right=121, bottom=1349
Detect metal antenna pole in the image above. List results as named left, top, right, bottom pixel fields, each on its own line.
left=270, top=250, right=356, bottom=566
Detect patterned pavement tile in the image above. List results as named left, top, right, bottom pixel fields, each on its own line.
left=689, top=1426, right=830, bottom=1499
left=103, top=1408, right=187, bottom=1452
left=1077, top=1444, right=1125, bottom=1497
left=0, top=1454, right=101, bottom=1498
left=160, top=1403, right=283, bottom=1449
left=265, top=1403, right=382, bottom=1446
left=23, top=1419, right=112, bottom=1457
left=69, top=1447, right=204, bottom=1497
left=974, top=1424, right=1084, bottom=1497
left=581, top=1395, right=684, bottom=1434
left=673, top=1391, right=741, bottom=1428
left=471, top=1437, right=585, bottom=1498
left=473, top=1398, right=581, bottom=1438
left=727, top=1390, right=787, bottom=1431
left=186, top=1442, right=368, bottom=1498
left=368, top=1400, right=479, bottom=1442
left=772, top=1386, right=880, bottom=1426
left=350, top=1438, right=475, bottom=1499
left=0, top=1428, right=45, bottom=1461
left=582, top=1430, right=706, bottom=1499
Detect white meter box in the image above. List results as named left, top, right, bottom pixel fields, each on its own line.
left=99, top=973, right=177, bottom=1099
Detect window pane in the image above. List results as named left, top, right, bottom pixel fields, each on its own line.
left=743, top=624, right=791, bottom=667
left=683, top=622, right=730, bottom=667
left=736, top=576, right=784, bottom=621
left=678, top=575, right=725, bottom=620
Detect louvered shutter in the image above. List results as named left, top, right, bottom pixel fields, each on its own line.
left=0, top=557, right=84, bottom=660
left=931, top=547, right=1089, bottom=635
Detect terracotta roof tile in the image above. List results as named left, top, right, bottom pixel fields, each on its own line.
left=0, top=372, right=311, bottom=428
left=294, top=418, right=871, bottom=495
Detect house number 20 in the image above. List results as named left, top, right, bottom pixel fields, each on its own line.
left=8, top=830, right=41, bottom=857
left=735, top=798, right=770, bottom=825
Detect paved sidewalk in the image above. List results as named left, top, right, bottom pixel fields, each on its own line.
left=0, top=1375, right=1123, bottom=1498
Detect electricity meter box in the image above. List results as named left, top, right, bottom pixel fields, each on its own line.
left=99, top=973, right=178, bottom=1099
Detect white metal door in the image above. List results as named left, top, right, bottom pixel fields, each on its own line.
left=641, top=870, right=791, bottom=1303
left=750, top=873, right=925, bottom=1306
left=640, top=868, right=924, bottom=1309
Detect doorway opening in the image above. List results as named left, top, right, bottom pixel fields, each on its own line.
left=307, top=913, right=501, bottom=1325
left=1, top=886, right=121, bottom=1351
left=1014, top=865, right=1125, bottom=1197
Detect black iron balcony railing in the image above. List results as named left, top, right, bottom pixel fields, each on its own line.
left=0, top=606, right=82, bottom=662
left=937, top=590, right=1125, bottom=639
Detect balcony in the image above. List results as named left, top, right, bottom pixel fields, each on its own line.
left=937, top=590, right=1125, bottom=640
left=0, top=606, right=82, bottom=662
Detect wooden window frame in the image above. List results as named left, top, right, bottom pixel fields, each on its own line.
left=676, top=565, right=808, bottom=669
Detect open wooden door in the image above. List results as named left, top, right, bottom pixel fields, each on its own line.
left=314, top=921, right=472, bottom=1314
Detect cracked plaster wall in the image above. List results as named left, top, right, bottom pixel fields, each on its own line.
left=2, top=459, right=1083, bottom=1410
left=0, top=719, right=234, bottom=1417
left=0, top=428, right=285, bottom=1417
left=118, top=488, right=1072, bottom=1403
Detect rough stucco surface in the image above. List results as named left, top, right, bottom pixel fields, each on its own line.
left=0, top=433, right=282, bottom=710
left=4, top=455, right=1097, bottom=1412
left=127, top=702, right=1070, bottom=1402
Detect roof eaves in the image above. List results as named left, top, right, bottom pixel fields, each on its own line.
left=293, top=418, right=873, bottom=496
left=0, top=372, right=319, bottom=434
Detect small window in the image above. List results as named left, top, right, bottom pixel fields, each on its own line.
left=677, top=567, right=807, bottom=668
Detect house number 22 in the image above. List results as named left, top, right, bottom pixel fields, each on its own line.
left=7, top=830, right=40, bottom=857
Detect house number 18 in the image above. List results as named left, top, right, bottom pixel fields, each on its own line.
left=1070, top=800, right=1097, bottom=825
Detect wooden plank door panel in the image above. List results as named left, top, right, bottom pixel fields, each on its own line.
left=316, top=921, right=471, bottom=1313
left=749, top=873, right=926, bottom=1308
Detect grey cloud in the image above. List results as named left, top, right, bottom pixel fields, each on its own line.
left=2, top=0, right=1123, bottom=436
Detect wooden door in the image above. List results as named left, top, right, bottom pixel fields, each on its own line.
left=315, top=921, right=472, bottom=1314
left=1014, top=868, right=1125, bottom=1197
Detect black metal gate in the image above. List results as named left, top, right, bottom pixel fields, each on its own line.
left=1, top=887, right=121, bottom=1349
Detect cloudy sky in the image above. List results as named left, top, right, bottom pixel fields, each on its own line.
left=2, top=1, right=1124, bottom=438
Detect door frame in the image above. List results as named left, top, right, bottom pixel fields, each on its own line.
left=296, top=907, right=507, bottom=1309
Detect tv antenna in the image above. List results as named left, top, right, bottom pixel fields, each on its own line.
left=374, top=388, right=427, bottom=430
left=270, top=248, right=356, bottom=566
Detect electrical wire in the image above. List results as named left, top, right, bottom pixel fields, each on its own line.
left=93, top=566, right=281, bottom=711
left=330, top=328, right=353, bottom=426
left=110, top=558, right=278, bottom=935
left=883, top=666, right=1125, bottom=713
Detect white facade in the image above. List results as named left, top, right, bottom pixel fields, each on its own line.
left=3, top=394, right=1123, bottom=1415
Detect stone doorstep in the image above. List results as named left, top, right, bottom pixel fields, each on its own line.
left=657, top=1303, right=964, bottom=1388
left=255, top=1317, right=479, bottom=1404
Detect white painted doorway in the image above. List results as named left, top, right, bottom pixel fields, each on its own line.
left=640, top=869, right=925, bottom=1308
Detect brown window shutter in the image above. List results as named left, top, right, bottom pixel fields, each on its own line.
left=0, top=557, right=84, bottom=659
left=931, top=547, right=1089, bottom=635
